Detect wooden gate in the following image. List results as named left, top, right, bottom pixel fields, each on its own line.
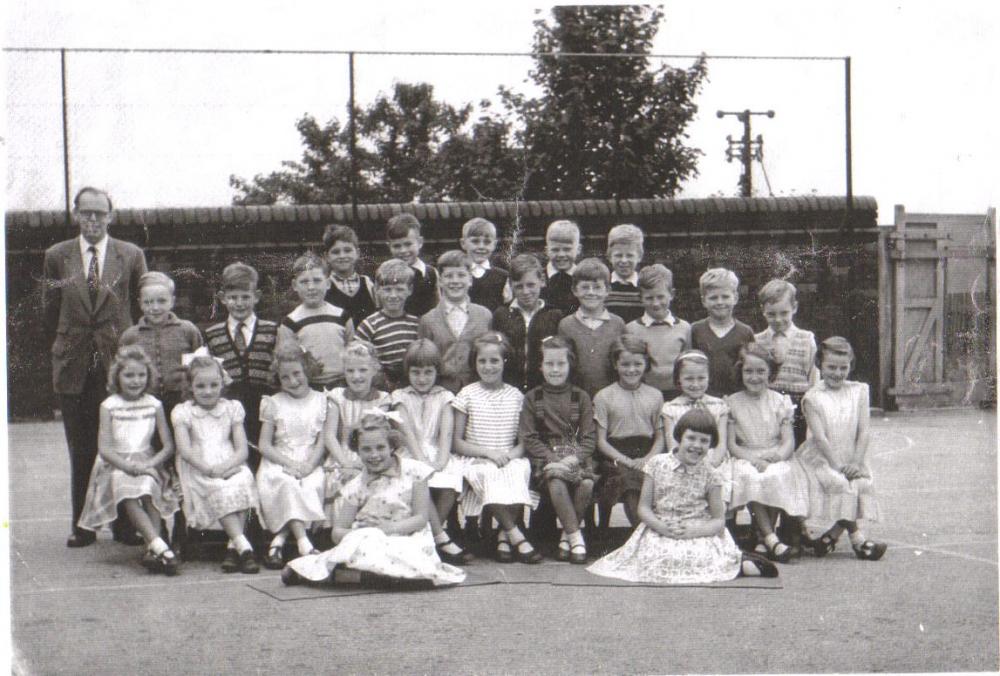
left=879, top=206, right=996, bottom=410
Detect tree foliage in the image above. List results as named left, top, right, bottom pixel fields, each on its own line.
left=231, top=6, right=706, bottom=205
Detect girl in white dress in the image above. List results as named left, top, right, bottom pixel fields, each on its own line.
left=323, top=340, right=391, bottom=522
left=726, top=343, right=809, bottom=563
left=391, top=339, right=472, bottom=564
left=256, top=345, right=327, bottom=569
left=78, top=345, right=181, bottom=575
left=796, top=337, right=885, bottom=560
left=172, top=355, right=260, bottom=574
left=283, top=411, right=466, bottom=587
left=452, top=332, right=541, bottom=564
left=588, top=409, right=777, bottom=584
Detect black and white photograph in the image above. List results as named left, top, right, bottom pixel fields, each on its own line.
left=4, top=1, right=997, bottom=673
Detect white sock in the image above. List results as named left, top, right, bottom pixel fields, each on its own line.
left=741, top=559, right=762, bottom=577
left=763, top=533, right=780, bottom=547
left=849, top=530, right=866, bottom=547
left=567, top=530, right=585, bottom=548
left=297, top=536, right=315, bottom=556
left=149, top=537, right=169, bottom=555
left=433, top=530, right=450, bottom=545
left=558, top=531, right=570, bottom=550
left=270, top=534, right=286, bottom=549
left=233, top=535, right=252, bottom=553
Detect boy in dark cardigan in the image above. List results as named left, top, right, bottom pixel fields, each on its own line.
left=461, top=217, right=512, bottom=309
left=203, top=262, right=277, bottom=470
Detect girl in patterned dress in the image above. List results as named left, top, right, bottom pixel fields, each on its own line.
left=796, top=337, right=886, bottom=560
left=588, top=409, right=777, bottom=583
left=256, top=345, right=327, bottom=570
left=78, top=345, right=182, bottom=575
left=172, top=355, right=260, bottom=574
left=452, top=332, right=541, bottom=563
left=323, top=341, right=391, bottom=523
left=726, top=343, right=809, bottom=563
left=593, top=335, right=665, bottom=527
left=391, top=339, right=473, bottom=565
left=661, top=351, right=732, bottom=518
left=283, top=411, right=466, bottom=587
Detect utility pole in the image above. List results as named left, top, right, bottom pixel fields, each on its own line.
left=717, top=109, right=774, bottom=197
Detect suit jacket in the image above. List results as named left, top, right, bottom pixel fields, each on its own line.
left=418, top=301, right=492, bottom=393
left=42, top=236, right=147, bottom=394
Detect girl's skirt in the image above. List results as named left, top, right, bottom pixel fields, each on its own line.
left=587, top=523, right=742, bottom=584
left=176, top=461, right=258, bottom=530
left=595, top=435, right=653, bottom=507
left=255, top=459, right=325, bottom=533
left=454, top=456, right=533, bottom=518
left=78, top=451, right=180, bottom=532
left=729, top=447, right=809, bottom=517
left=286, top=525, right=466, bottom=586
left=795, top=443, right=878, bottom=524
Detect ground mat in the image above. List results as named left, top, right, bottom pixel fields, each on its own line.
left=248, top=568, right=501, bottom=601
left=549, top=564, right=783, bottom=589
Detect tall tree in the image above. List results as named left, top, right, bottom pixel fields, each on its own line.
left=503, top=5, right=708, bottom=200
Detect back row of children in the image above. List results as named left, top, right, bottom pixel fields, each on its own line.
left=76, top=212, right=884, bottom=586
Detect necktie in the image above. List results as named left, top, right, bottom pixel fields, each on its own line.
left=87, top=246, right=99, bottom=304
left=233, top=321, right=248, bottom=355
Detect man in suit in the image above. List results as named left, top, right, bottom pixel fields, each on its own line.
left=42, top=187, right=148, bottom=547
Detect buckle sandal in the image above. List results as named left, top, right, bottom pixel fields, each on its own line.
left=159, top=550, right=180, bottom=577
left=221, top=548, right=240, bottom=574
left=495, top=540, right=513, bottom=564
left=766, top=540, right=794, bottom=563
left=740, top=552, right=779, bottom=578
left=808, top=532, right=839, bottom=558
left=436, top=538, right=474, bottom=565
left=239, top=550, right=260, bottom=574
left=263, top=545, right=285, bottom=570
left=569, top=543, right=588, bottom=565
left=509, top=536, right=543, bottom=564
left=853, top=540, right=887, bottom=561
left=556, top=538, right=571, bottom=562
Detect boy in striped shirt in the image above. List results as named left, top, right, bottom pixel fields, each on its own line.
left=356, top=258, right=420, bottom=391
left=605, top=223, right=646, bottom=323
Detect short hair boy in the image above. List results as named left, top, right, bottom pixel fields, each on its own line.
left=540, top=219, right=582, bottom=316
left=119, top=270, right=204, bottom=415
left=754, top=278, right=818, bottom=445
left=277, top=252, right=353, bottom=390
left=386, top=213, right=438, bottom=317
left=356, top=258, right=420, bottom=390
left=689, top=267, right=755, bottom=396
left=623, top=264, right=691, bottom=398
left=605, top=223, right=645, bottom=323
left=203, top=262, right=278, bottom=466
left=491, top=253, right=563, bottom=392
left=460, top=217, right=512, bottom=309
left=322, top=224, right=377, bottom=327
left=556, top=257, right=625, bottom=397
left=417, top=250, right=492, bottom=393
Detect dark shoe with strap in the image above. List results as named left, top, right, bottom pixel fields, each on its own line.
left=436, top=538, right=474, bottom=565
left=263, top=545, right=284, bottom=570
left=67, top=531, right=96, bottom=548
left=221, top=548, right=240, bottom=573
left=853, top=540, right=887, bottom=561
left=239, top=550, right=260, bottom=574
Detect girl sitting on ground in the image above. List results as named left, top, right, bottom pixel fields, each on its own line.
left=78, top=345, right=182, bottom=575
left=282, top=411, right=466, bottom=587
left=588, top=409, right=777, bottom=583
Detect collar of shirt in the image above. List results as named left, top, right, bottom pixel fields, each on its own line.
left=228, top=314, right=256, bottom=336
left=638, top=311, right=677, bottom=327
left=443, top=299, right=469, bottom=314
left=79, top=235, right=108, bottom=270
left=546, top=262, right=576, bottom=278
left=137, top=312, right=181, bottom=328
left=575, top=308, right=611, bottom=324
left=611, top=271, right=639, bottom=286
left=410, top=258, right=427, bottom=276
left=763, top=324, right=796, bottom=340
left=470, top=260, right=491, bottom=279
left=332, top=272, right=360, bottom=284
left=665, top=452, right=695, bottom=474
left=362, top=456, right=402, bottom=484
left=511, top=298, right=544, bottom=318
left=190, top=401, right=228, bottom=419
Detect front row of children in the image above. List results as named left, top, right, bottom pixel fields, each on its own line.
left=77, top=323, right=883, bottom=586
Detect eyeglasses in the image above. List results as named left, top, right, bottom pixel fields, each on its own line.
left=77, top=210, right=110, bottom=221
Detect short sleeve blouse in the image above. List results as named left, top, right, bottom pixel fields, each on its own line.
left=340, top=457, right=433, bottom=528
left=645, top=453, right=722, bottom=523
left=452, top=382, right=524, bottom=452
left=593, top=383, right=664, bottom=438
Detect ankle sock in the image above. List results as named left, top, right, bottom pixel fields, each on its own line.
left=233, top=535, right=252, bottom=554
left=741, top=559, right=762, bottom=577
left=433, top=530, right=450, bottom=545
left=763, top=533, right=780, bottom=548
left=558, top=531, right=570, bottom=551
left=149, top=537, right=169, bottom=555
left=849, top=531, right=865, bottom=547
left=270, top=534, right=286, bottom=550
left=297, top=536, right=315, bottom=556
left=567, top=530, right=585, bottom=548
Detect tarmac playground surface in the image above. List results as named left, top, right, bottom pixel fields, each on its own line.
left=8, top=408, right=998, bottom=674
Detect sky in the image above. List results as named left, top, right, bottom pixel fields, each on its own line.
left=3, top=0, right=998, bottom=221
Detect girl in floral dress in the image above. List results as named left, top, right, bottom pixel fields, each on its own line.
left=282, top=411, right=466, bottom=587
left=588, top=409, right=777, bottom=583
